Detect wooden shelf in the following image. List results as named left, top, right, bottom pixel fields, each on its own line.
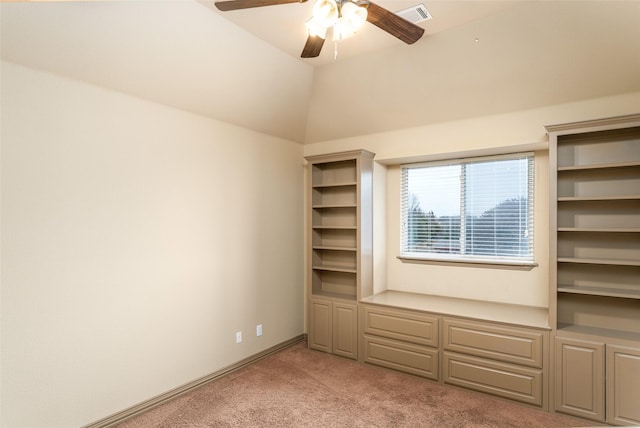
left=557, top=160, right=640, bottom=172
left=557, top=284, right=640, bottom=299
left=312, top=228, right=357, bottom=249
left=558, top=195, right=640, bottom=202
left=310, top=290, right=357, bottom=301
left=557, top=323, right=640, bottom=343
left=312, top=225, right=357, bottom=230
left=312, top=204, right=357, bottom=209
left=312, top=265, right=357, bottom=274
left=312, top=181, right=357, bottom=188
left=558, top=257, right=640, bottom=267
left=312, top=245, right=357, bottom=252
left=559, top=228, right=640, bottom=233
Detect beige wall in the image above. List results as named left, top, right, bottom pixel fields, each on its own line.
left=0, top=62, right=304, bottom=427
left=304, top=92, right=640, bottom=307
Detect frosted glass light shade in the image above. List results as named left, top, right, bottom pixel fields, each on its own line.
left=305, top=17, right=328, bottom=38
left=333, top=17, right=352, bottom=41
left=312, top=0, right=338, bottom=27
left=341, top=1, right=367, bottom=30
left=332, top=2, right=367, bottom=41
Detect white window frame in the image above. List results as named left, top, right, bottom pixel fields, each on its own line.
left=399, top=152, right=536, bottom=267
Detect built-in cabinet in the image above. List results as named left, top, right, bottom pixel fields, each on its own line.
left=548, top=114, right=640, bottom=425
left=555, top=337, right=640, bottom=425
left=554, top=337, right=605, bottom=421
left=442, top=318, right=545, bottom=408
left=359, top=291, right=550, bottom=410
left=607, top=345, right=640, bottom=425
left=361, top=304, right=440, bottom=380
left=305, top=150, right=374, bottom=360
left=308, top=298, right=358, bottom=359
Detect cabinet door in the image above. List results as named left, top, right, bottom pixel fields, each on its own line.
left=333, top=302, right=357, bottom=360
left=309, top=299, right=332, bottom=353
left=554, top=337, right=605, bottom=422
left=607, top=345, right=640, bottom=425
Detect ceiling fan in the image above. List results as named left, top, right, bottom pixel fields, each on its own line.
left=214, top=0, right=425, bottom=58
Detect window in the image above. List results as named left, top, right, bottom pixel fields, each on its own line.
left=401, top=153, right=534, bottom=264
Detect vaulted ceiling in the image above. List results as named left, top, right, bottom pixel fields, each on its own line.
left=2, top=1, right=640, bottom=143
left=205, top=0, right=524, bottom=65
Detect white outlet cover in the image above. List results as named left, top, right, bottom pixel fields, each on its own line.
left=235, top=332, right=242, bottom=343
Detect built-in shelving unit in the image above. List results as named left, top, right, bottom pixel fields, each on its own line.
left=306, top=150, right=374, bottom=359
left=549, top=120, right=640, bottom=341
left=548, top=115, right=640, bottom=425
left=310, top=159, right=359, bottom=299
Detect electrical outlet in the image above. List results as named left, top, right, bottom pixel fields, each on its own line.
left=235, top=331, right=242, bottom=343
left=256, top=324, right=263, bottom=337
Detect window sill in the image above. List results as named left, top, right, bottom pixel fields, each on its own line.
left=397, top=255, right=538, bottom=270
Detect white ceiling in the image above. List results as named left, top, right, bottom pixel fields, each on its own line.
left=203, top=0, right=526, bottom=65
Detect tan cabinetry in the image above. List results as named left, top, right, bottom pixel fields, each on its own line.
left=554, top=337, right=605, bottom=421
left=555, top=337, right=640, bottom=425
left=443, top=318, right=544, bottom=368
left=309, top=298, right=358, bottom=359
left=305, top=150, right=374, bottom=360
left=359, top=292, right=550, bottom=408
left=308, top=298, right=332, bottom=354
left=549, top=116, right=640, bottom=339
left=548, top=115, right=640, bottom=425
left=607, top=345, right=640, bottom=425
left=442, top=318, right=546, bottom=407
left=361, top=305, right=439, bottom=380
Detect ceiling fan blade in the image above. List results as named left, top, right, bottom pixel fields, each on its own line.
left=215, top=0, right=304, bottom=12
left=366, top=2, right=425, bottom=44
left=301, top=35, right=325, bottom=58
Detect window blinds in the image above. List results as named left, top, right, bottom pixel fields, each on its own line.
left=401, top=153, right=534, bottom=262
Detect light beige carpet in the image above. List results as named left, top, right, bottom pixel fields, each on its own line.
left=116, top=341, right=600, bottom=427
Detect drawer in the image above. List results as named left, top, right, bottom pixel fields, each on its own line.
left=363, top=334, right=439, bottom=381
left=362, top=305, right=439, bottom=347
left=443, top=351, right=543, bottom=407
left=443, top=318, right=545, bottom=368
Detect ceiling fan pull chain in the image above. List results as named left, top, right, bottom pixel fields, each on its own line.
left=334, top=41, right=338, bottom=60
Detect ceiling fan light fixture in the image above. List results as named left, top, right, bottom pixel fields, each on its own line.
left=305, top=17, right=328, bottom=39
left=331, top=1, right=368, bottom=42
left=341, top=1, right=367, bottom=30
left=333, top=16, right=354, bottom=42
left=216, top=0, right=425, bottom=59
left=312, top=0, right=339, bottom=27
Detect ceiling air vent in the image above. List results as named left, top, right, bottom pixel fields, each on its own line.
left=396, top=4, right=432, bottom=24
